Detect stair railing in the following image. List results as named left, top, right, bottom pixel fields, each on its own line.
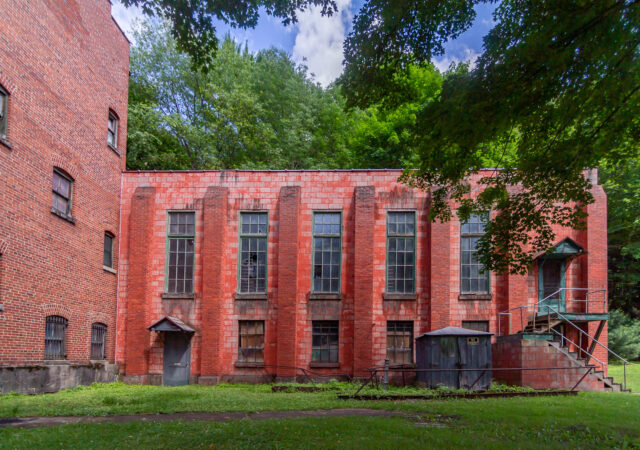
left=549, top=327, right=605, bottom=372
left=546, top=305, right=629, bottom=391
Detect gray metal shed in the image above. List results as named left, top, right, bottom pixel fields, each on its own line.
left=415, top=326, right=493, bottom=391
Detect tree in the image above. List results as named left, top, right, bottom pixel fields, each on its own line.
left=126, top=19, right=355, bottom=170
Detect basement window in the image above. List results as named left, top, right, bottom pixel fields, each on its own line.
left=45, top=315, right=68, bottom=360
left=461, top=320, right=489, bottom=333
left=238, top=320, right=264, bottom=364
left=91, top=323, right=107, bottom=360
left=386, top=321, right=413, bottom=364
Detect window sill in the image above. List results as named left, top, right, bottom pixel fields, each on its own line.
left=383, top=293, right=417, bottom=301
left=50, top=208, right=75, bottom=224
left=308, top=292, right=342, bottom=301
left=235, top=362, right=265, bottom=368
left=458, top=293, right=492, bottom=301
left=0, top=137, right=12, bottom=150
left=103, top=265, right=117, bottom=274
left=309, top=362, right=340, bottom=368
left=162, top=292, right=195, bottom=300
left=108, top=144, right=121, bottom=156
left=234, top=293, right=268, bottom=301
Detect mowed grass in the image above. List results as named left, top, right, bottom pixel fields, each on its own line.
left=609, top=362, right=640, bottom=392
left=1, top=392, right=640, bottom=449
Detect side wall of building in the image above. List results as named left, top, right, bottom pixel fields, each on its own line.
left=0, top=0, right=129, bottom=371
left=117, top=170, right=608, bottom=383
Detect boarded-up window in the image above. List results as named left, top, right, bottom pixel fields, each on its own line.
left=386, top=211, right=415, bottom=294
left=91, top=323, right=107, bottom=359
left=238, top=321, right=264, bottom=363
left=312, top=321, right=338, bottom=363
left=312, top=212, right=341, bottom=293
left=461, top=213, right=490, bottom=293
left=461, top=320, right=489, bottom=333
left=45, top=315, right=67, bottom=360
left=166, top=212, right=195, bottom=294
left=239, top=212, right=268, bottom=293
left=386, top=321, right=413, bottom=364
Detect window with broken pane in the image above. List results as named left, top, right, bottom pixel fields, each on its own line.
left=311, top=321, right=338, bottom=363
left=386, top=211, right=415, bottom=294
left=312, top=212, right=341, bottom=293
left=239, top=212, right=268, bottom=293
left=386, top=321, right=413, bottom=364
left=166, top=211, right=195, bottom=294
left=238, top=320, right=264, bottom=363
left=460, top=213, right=490, bottom=293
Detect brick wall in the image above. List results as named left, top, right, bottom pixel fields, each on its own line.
left=117, top=170, right=609, bottom=382
left=0, top=0, right=129, bottom=365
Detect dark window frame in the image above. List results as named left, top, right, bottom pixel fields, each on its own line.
left=311, top=211, right=342, bottom=293
left=90, top=322, right=107, bottom=360
left=461, top=320, right=490, bottom=333
left=460, top=213, right=490, bottom=294
left=386, top=321, right=414, bottom=365
left=165, top=211, right=196, bottom=295
left=238, top=320, right=265, bottom=364
left=386, top=211, right=416, bottom=294
left=45, top=315, right=68, bottom=360
left=103, top=232, right=114, bottom=268
left=311, top=320, right=339, bottom=363
left=51, top=168, right=74, bottom=220
left=107, top=110, right=118, bottom=149
left=0, top=85, right=8, bottom=138
left=238, top=211, right=268, bottom=294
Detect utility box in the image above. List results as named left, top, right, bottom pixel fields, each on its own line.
left=415, top=326, right=493, bottom=391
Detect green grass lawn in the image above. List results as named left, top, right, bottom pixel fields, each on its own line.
left=609, top=362, right=640, bottom=392
left=1, top=383, right=639, bottom=448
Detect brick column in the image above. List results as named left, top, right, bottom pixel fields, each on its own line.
left=276, top=186, right=301, bottom=379
left=430, top=220, right=451, bottom=330
left=353, top=186, right=375, bottom=377
left=506, top=274, right=529, bottom=334
left=124, top=186, right=155, bottom=376
left=200, top=186, right=228, bottom=383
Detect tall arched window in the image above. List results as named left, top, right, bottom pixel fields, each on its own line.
left=45, top=315, right=68, bottom=359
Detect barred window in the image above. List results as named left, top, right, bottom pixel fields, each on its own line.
left=52, top=168, right=73, bottom=218
left=311, top=321, right=339, bottom=363
left=461, top=320, right=489, bottom=332
left=103, top=232, right=114, bottom=268
left=461, top=213, right=490, bottom=293
left=0, top=85, right=7, bottom=137
left=239, top=212, right=267, bottom=293
left=312, top=212, right=341, bottom=293
left=166, top=212, right=195, bottom=294
left=90, top=323, right=107, bottom=359
left=238, top=321, right=264, bottom=364
left=386, top=212, right=415, bottom=294
left=386, top=321, right=413, bottom=364
left=45, top=315, right=67, bottom=360
left=107, top=110, right=118, bottom=149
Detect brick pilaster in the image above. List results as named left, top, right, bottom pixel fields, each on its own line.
left=200, top=186, right=228, bottom=379
left=353, top=186, right=375, bottom=376
left=430, top=219, right=451, bottom=330
left=276, top=186, right=301, bottom=379
left=124, top=186, right=155, bottom=376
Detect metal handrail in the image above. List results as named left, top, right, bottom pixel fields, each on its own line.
left=549, top=327, right=605, bottom=371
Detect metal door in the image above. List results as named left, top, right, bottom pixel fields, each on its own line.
left=163, top=332, right=191, bottom=386
left=538, top=259, right=566, bottom=314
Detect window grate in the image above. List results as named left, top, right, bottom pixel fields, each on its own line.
left=45, top=316, right=67, bottom=360
left=238, top=321, right=264, bottom=363
left=238, top=212, right=268, bottom=293
left=166, top=212, right=195, bottom=294
left=311, top=321, right=339, bottom=363
left=312, top=212, right=341, bottom=293
left=460, top=213, right=490, bottom=293
left=91, top=323, right=107, bottom=359
left=386, top=321, right=413, bottom=364
left=386, top=212, right=415, bottom=294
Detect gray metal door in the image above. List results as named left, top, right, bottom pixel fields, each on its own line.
left=163, top=333, right=191, bottom=386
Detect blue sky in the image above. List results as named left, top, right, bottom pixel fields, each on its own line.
left=111, top=1, right=496, bottom=87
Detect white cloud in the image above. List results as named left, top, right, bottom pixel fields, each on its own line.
left=432, top=46, right=480, bottom=73
left=111, top=1, right=144, bottom=42
left=292, top=0, right=353, bottom=87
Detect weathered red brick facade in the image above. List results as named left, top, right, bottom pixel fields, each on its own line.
left=116, top=170, right=609, bottom=384
left=0, top=0, right=129, bottom=370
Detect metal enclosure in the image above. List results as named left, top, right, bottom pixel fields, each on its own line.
left=415, top=326, right=492, bottom=390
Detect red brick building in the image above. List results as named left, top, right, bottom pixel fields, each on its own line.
left=0, top=0, right=129, bottom=392
left=116, top=170, right=614, bottom=388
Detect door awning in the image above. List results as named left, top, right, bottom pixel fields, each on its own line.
left=148, top=316, right=195, bottom=333
left=536, top=237, right=584, bottom=260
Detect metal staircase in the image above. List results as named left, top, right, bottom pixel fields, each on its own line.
left=498, top=288, right=631, bottom=392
